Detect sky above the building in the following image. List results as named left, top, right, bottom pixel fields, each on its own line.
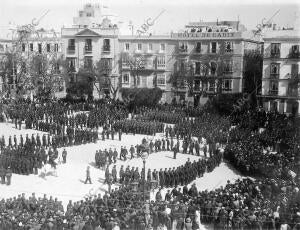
left=0, top=0, right=299, bottom=38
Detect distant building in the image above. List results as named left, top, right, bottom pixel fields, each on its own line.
left=0, top=39, right=13, bottom=93
left=61, top=3, right=119, bottom=99
left=34, top=3, right=263, bottom=104
left=261, top=29, right=300, bottom=115
left=118, top=35, right=172, bottom=103
left=0, top=27, right=65, bottom=98
left=119, top=21, right=262, bottom=104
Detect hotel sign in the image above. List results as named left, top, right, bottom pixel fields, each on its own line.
left=171, top=32, right=240, bottom=38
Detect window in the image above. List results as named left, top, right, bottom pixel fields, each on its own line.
left=68, top=39, right=75, bottom=50
left=67, top=58, right=76, bottom=71
left=22, top=43, right=26, bottom=52
left=84, top=56, right=93, bottom=69
left=30, top=43, right=33, bottom=52
left=290, top=45, right=300, bottom=58
left=54, top=43, right=59, bottom=52
left=101, top=58, right=112, bottom=72
left=85, top=39, right=92, bottom=52
left=38, top=43, right=42, bottom=54
left=225, top=41, right=234, bottom=53
left=194, top=80, right=200, bottom=91
left=137, top=43, right=142, bottom=51
left=291, top=64, right=299, bottom=79
left=87, top=13, right=92, bottom=17
left=179, top=61, right=186, bottom=72
left=123, top=73, right=129, bottom=84
left=47, top=44, right=51, bottom=52
left=103, top=39, right=110, bottom=52
left=160, top=43, right=165, bottom=52
left=195, top=62, right=201, bottom=75
left=209, top=81, right=215, bottom=91
left=122, top=54, right=129, bottom=66
left=223, top=79, right=232, bottom=91
left=271, top=43, right=280, bottom=57
left=157, top=56, right=165, bottom=67
left=291, top=45, right=299, bottom=54
left=210, top=42, right=217, bottom=53
left=179, top=42, right=188, bottom=52
left=224, top=61, right=233, bottom=73
left=157, top=74, right=166, bottom=85
left=269, top=81, right=278, bottom=94
left=125, top=43, right=130, bottom=51
left=195, top=42, right=201, bottom=53
left=148, top=43, right=153, bottom=51
left=54, top=63, right=60, bottom=74
left=210, top=62, right=217, bottom=75
left=270, top=63, right=280, bottom=78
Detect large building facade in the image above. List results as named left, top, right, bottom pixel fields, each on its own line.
left=0, top=28, right=65, bottom=98
left=117, top=21, right=262, bottom=104
left=118, top=36, right=172, bottom=103
left=61, top=4, right=119, bottom=98
left=261, top=29, right=300, bottom=116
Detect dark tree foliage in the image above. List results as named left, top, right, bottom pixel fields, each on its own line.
left=120, top=87, right=163, bottom=111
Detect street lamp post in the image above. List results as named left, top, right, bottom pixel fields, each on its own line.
left=141, top=151, right=148, bottom=202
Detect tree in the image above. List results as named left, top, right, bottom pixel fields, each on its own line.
left=243, top=49, right=263, bottom=106
left=121, top=52, right=145, bottom=87
left=169, top=41, right=241, bottom=103
left=95, top=58, right=121, bottom=99
left=0, top=22, right=65, bottom=99
left=29, top=53, right=65, bottom=98
left=120, top=87, right=163, bottom=109
left=0, top=50, right=29, bottom=96
left=169, top=60, right=195, bottom=97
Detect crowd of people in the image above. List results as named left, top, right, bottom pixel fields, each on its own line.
left=0, top=134, right=62, bottom=181
left=173, top=113, right=230, bottom=145
left=112, top=120, right=164, bottom=136
left=225, top=109, right=300, bottom=181
left=1, top=97, right=300, bottom=229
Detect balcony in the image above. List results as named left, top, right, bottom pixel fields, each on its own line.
left=287, top=89, right=299, bottom=98
left=223, top=69, right=233, bottom=74
left=270, top=52, right=280, bottom=58
left=157, top=64, right=166, bottom=70
left=122, top=62, right=130, bottom=69
left=68, top=66, right=76, bottom=73
left=84, top=46, right=93, bottom=54
left=288, top=52, right=300, bottom=59
left=270, top=73, right=279, bottom=79
left=146, top=49, right=153, bottom=54
left=194, top=45, right=201, bottom=54
left=178, top=46, right=189, bottom=54
left=67, top=46, right=75, bottom=54
left=225, top=49, right=234, bottom=53
left=268, top=90, right=279, bottom=96
left=103, top=45, right=111, bottom=53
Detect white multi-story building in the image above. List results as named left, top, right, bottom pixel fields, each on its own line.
left=61, top=3, right=119, bottom=98
left=261, top=29, right=300, bottom=116
left=0, top=38, right=13, bottom=93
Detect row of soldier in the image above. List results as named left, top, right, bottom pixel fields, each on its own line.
left=0, top=145, right=62, bottom=178
left=95, top=148, right=118, bottom=169
left=0, top=128, right=98, bottom=150
left=104, top=149, right=222, bottom=189
left=112, top=120, right=164, bottom=136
